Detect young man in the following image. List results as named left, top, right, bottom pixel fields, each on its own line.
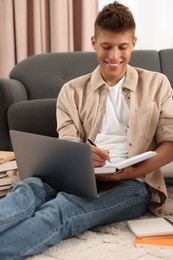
left=0, top=1, right=173, bottom=258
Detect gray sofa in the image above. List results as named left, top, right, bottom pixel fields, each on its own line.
left=0, top=49, right=173, bottom=151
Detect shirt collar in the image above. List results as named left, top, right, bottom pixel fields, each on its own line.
left=90, top=64, right=138, bottom=92
left=123, top=65, right=138, bottom=92
left=90, top=66, right=107, bottom=91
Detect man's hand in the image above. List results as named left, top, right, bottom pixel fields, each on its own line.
left=90, top=145, right=142, bottom=182
left=96, top=141, right=173, bottom=182
left=96, top=166, right=136, bottom=182
left=90, top=145, right=111, bottom=167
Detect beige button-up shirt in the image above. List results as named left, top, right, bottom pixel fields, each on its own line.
left=57, top=65, right=173, bottom=215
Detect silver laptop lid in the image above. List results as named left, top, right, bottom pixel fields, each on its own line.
left=10, top=130, right=98, bottom=198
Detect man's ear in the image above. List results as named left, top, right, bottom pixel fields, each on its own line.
left=91, top=36, right=96, bottom=50
left=133, top=36, right=137, bottom=48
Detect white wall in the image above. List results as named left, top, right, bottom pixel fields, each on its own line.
left=98, top=0, right=173, bottom=50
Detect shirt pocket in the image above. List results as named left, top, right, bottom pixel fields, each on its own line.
left=136, top=102, right=159, bottom=140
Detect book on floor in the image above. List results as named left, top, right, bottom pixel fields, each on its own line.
left=0, top=160, right=17, bottom=173
left=134, top=235, right=173, bottom=248
left=0, top=173, right=13, bottom=197
left=0, top=176, right=13, bottom=186
left=0, top=184, right=12, bottom=191
left=0, top=188, right=12, bottom=197
left=0, top=172, right=8, bottom=178
left=0, top=151, right=15, bottom=164
left=94, top=151, right=157, bottom=174
left=127, top=217, right=173, bottom=238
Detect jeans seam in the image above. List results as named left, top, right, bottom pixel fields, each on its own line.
left=0, top=203, right=35, bottom=226
left=0, top=190, right=55, bottom=226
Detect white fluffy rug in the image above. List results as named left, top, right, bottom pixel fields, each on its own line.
left=28, top=219, right=173, bottom=260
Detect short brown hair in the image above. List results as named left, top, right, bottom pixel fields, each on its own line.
left=94, top=1, right=136, bottom=37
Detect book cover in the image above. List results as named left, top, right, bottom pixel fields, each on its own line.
left=134, top=236, right=173, bottom=247
left=0, top=160, right=17, bottom=173
left=0, top=176, right=13, bottom=186
left=94, top=151, right=157, bottom=174
left=0, top=185, right=12, bottom=191
left=0, top=151, right=15, bottom=164
left=127, top=218, right=173, bottom=238
left=0, top=188, right=12, bottom=197
left=0, top=172, right=8, bottom=178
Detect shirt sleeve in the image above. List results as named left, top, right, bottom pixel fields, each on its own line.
left=156, top=75, right=173, bottom=144
left=56, top=83, right=84, bottom=142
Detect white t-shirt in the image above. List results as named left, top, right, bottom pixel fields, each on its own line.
left=95, top=77, right=129, bottom=164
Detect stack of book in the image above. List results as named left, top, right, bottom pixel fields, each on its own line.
left=127, top=217, right=173, bottom=248
left=0, top=151, right=17, bottom=197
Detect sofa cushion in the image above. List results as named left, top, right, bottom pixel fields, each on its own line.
left=9, top=52, right=98, bottom=100
left=8, top=99, right=58, bottom=138
left=9, top=50, right=162, bottom=100
left=129, top=50, right=161, bottom=72
left=159, top=49, right=173, bottom=87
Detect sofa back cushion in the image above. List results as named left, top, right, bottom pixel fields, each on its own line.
left=129, top=50, right=161, bottom=72
left=10, top=52, right=98, bottom=100
left=159, top=49, right=173, bottom=88
left=9, top=50, right=161, bottom=100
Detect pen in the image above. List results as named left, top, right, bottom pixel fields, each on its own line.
left=87, top=139, right=112, bottom=164
left=87, top=139, right=97, bottom=147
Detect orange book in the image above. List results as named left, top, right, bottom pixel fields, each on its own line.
left=134, top=236, right=173, bottom=247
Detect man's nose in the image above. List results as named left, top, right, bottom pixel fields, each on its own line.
left=109, top=48, right=120, bottom=60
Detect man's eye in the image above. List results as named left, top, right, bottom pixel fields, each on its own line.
left=119, top=47, right=127, bottom=50
left=102, top=46, right=111, bottom=50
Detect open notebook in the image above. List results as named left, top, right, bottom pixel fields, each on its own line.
left=94, top=151, right=157, bottom=174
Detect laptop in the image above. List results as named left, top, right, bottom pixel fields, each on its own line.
left=10, top=130, right=113, bottom=199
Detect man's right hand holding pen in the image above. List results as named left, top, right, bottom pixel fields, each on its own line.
left=87, top=139, right=123, bottom=182
left=87, top=139, right=111, bottom=167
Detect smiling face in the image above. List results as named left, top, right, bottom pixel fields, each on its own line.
left=91, top=30, right=137, bottom=86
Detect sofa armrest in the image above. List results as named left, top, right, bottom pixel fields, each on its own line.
left=0, top=78, right=28, bottom=150
left=8, top=99, right=58, bottom=140
left=0, top=78, right=28, bottom=105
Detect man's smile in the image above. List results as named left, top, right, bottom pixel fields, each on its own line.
left=105, top=61, right=123, bottom=70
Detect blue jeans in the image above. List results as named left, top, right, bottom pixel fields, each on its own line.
left=0, top=177, right=151, bottom=259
